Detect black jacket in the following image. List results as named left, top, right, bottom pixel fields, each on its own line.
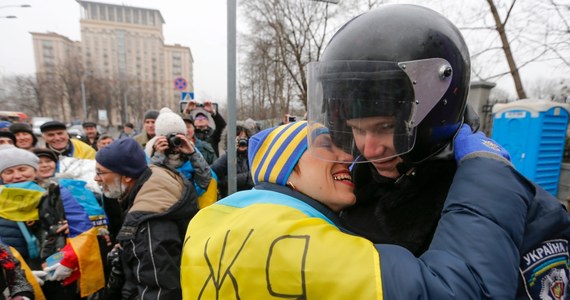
left=116, top=165, right=198, bottom=300
left=210, top=149, right=253, bottom=198
left=341, top=159, right=455, bottom=256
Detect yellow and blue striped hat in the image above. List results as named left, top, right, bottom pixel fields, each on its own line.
left=248, top=121, right=309, bottom=186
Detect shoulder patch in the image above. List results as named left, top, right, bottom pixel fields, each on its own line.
left=521, top=239, right=569, bottom=299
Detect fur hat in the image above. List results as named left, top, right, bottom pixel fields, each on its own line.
left=0, top=145, right=39, bottom=174
left=9, top=122, right=38, bottom=146
left=32, top=148, right=59, bottom=163
left=248, top=121, right=309, bottom=186
left=96, top=138, right=148, bottom=178
left=155, top=107, right=187, bottom=137
left=143, top=109, right=159, bottom=121
left=82, top=121, right=97, bottom=128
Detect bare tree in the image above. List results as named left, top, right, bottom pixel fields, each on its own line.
left=451, top=0, right=570, bottom=99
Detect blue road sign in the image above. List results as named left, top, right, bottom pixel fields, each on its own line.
left=181, top=92, right=194, bottom=101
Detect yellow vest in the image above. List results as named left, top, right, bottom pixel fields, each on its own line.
left=181, top=190, right=384, bottom=300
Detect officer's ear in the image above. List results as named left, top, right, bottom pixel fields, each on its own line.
left=121, top=176, right=134, bottom=184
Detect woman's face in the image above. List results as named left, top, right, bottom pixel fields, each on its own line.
left=288, top=134, right=356, bottom=212
left=37, top=157, right=56, bottom=179
left=15, top=132, right=34, bottom=149
left=1, top=165, right=37, bottom=184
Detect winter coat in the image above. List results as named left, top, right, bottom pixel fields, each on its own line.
left=343, top=157, right=570, bottom=299
left=182, top=157, right=535, bottom=299
left=210, top=149, right=253, bottom=198
left=117, top=164, right=198, bottom=300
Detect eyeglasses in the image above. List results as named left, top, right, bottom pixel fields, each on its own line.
left=95, top=170, right=114, bottom=178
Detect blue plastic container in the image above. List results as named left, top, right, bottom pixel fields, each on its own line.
left=491, top=99, right=570, bottom=195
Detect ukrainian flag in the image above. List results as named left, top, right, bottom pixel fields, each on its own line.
left=59, top=185, right=105, bottom=297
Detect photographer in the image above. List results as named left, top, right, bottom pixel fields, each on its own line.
left=211, top=124, right=254, bottom=198
left=183, top=100, right=226, bottom=157
left=146, top=108, right=212, bottom=194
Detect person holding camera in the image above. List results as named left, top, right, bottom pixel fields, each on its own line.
left=183, top=100, right=226, bottom=157
left=145, top=108, right=212, bottom=195
left=210, top=124, right=255, bottom=198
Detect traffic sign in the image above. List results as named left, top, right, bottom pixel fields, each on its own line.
left=174, top=77, right=188, bottom=90
left=181, top=92, right=194, bottom=101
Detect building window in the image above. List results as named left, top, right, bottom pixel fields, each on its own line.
left=125, top=8, right=131, bottom=23
left=91, top=3, right=98, bottom=19
left=141, top=10, right=147, bottom=25
left=108, top=6, right=114, bottom=22
left=133, top=9, right=139, bottom=24
left=149, top=12, right=155, bottom=26
left=117, top=7, right=123, bottom=22
left=100, top=4, right=106, bottom=20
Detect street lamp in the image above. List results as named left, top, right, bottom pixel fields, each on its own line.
left=81, top=72, right=92, bottom=120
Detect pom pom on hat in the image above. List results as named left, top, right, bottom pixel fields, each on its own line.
left=0, top=145, right=39, bottom=174
left=155, top=107, right=187, bottom=137
left=248, top=121, right=309, bottom=186
left=95, top=138, right=148, bottom=178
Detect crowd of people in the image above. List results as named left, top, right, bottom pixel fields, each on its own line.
left=1, top=4, right=569, bottom=300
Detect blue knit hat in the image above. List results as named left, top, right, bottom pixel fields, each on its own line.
left=248, top=121, right=309, bottom=186
left=95, top=138, right=148, bottom=178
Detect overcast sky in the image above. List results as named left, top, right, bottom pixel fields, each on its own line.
left=0, top=0, right=231, bottom=102
left=0, top=0, right=567, bottom=105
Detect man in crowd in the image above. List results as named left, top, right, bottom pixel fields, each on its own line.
left=181, top=115, right=217, bottom=165
left=40, top=121, right=96, bottom=159
left=96, top=135, right=114, bottom=150
left=0, top=131, right=15, bottom=146
left=118, top=123, right=136, bottom=139
left=94, top=138, right=198, bottom=299
left=134, top=110, right=158, bottom=148
left=184, top=100, right=226, bottom=157
left=79, top=121, right=100, bottom=150
left=9, top=123, right=37, bottom=151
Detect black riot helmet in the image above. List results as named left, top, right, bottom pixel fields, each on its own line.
left=307, top=4, right=470, bottom=164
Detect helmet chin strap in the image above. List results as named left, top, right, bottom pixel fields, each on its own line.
left=394, top=161, right=415, bottom=186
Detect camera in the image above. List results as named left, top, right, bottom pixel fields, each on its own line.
left=166, top=133, right=183, bottom=148
left=106, top=247, right=125, bottom=290
left=237, top=137, right=248, bottom=147
left=288, top=116, right=297, bottom=122
left=196, top=103, right=204, bottom=107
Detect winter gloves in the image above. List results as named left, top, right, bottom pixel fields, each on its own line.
left=454, top=124, right=511, bottom=164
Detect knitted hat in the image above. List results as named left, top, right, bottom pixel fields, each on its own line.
left=40, top=121, right=66, bottom=133
left=32, top=148, right=59, bottom=163
left=248, top=121, right=309, bottom=186
left=0, top=121, right=11, bottom=131
left=96, top=138, right=148, bottom=178
left=9, top=122, right=38, bottom=146
left=0, top=131, right=16, bottom=144
left=155, top=107, right=187, bottom=136
left=143, top=109, right=159, bottom=121
left=0, top=145, right=39, bottom=174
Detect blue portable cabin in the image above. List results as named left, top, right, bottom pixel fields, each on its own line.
left=491, top=99, right=570, bottom=196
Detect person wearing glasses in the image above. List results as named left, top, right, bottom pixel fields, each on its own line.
left=94, top=138, right=198, bottom=300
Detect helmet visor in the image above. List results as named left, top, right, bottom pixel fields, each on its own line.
left=307, top=59, right=452, bottom=163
